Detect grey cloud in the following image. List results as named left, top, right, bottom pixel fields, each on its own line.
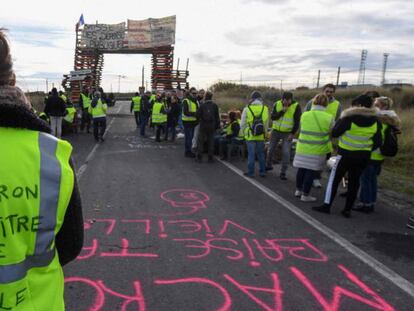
left=193, top=48, right=414, bottom=76
left=193, top=52, right=224, bottom=64
left=19, top=71, right=64, bottom=80
left=296, top=13, right=414, bottom=39
left=225, top=28, right=275, bottom=49
left=6, top=24, right=71, bottom=48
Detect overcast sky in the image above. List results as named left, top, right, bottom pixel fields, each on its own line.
left=2, top=0, right=414, bottom=92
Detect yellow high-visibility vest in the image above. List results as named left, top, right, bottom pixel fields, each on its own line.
left=0, top=128, right=74, bottom=311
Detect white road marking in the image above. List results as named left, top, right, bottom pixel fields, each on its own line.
left=219, top=159, right=414, bottom=298
left=76, top=104, right=123, bottom=180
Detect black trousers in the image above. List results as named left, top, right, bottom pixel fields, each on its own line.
left=197, top=128, right=215, bottom=159
left=81, top=108, right=91, bottom=132
left=155, top=124, right=165, bottom=142
left=133, top=111, right=141, bottom=127
left=324, top=155, right=368, bottom=211
left=93, top=117, right=106, bottom=141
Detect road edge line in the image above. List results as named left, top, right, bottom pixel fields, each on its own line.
left=218, top=158, right=414, bottom=298
left=76, top=104, right=123, bottom=180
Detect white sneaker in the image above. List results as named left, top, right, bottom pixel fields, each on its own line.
left=313, top=179, right=322, bottom=188
left=301, top=195, right=317, bottom=202
left=294, top=190, right=303, bottom=197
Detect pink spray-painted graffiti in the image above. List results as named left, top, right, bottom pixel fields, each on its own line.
left=137, top=189, right=210, bottom=217
left=65, top=264, right=395, bottom=311
left=78, top=218, right=327, bottom=266
left=67, top=189, right=396, bottom=310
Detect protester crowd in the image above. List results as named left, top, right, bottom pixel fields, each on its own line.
left=34, top=64, right=413, bottom=224
left=125, top=83, right=410, bottom=221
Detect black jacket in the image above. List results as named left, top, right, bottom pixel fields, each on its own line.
left=140, top=95, right=152, bottom=117
left=196, top=100, right=220, bottom=131
left=44, top=94, right=66, bottom=117
left=0, top=103, right=84, bottom=266
left=167, top=100, right=181, bottom=124
left=271, top=101, right=301, bottom=134
left=332, top=107, right=382, bottom=159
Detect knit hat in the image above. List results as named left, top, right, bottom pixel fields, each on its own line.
left=0, top=85, right=31, bottom=108
left=251, top=91, right=262, bottom=100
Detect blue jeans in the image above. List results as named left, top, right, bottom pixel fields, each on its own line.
left=266, top=130, right=291, bottom=174
left=359, top=163, right=381, bottom=205
left=296, top=168, right=317, bottom=195
left=140, top=114, right=149, bottom=136
left=184, top=124, right=195, bottom=154
left=246, top=141, right=265, bottom=176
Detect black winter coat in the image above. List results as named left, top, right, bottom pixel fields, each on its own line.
left=44, top=94, right=66, bottom=117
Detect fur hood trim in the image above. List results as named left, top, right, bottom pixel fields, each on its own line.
left=0, top=103, right=51, bottom=133
left=376, top=109, right=400, bottom=128
left=341, top=107, right=377, bottom=118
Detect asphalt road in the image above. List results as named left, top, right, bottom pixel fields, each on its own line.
left=63, top=101, right=414, bottom=310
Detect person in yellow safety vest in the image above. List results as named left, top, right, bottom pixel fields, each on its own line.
left=59, top=90, right=68, bottom=103
left=0, top=30, right=83, bottom=311
left=240, top=91, right=269, bottom=177
left=356, top=96, right=400, bottom=213
left=313, top=94, right=382, bottom=218
left=62, top=101, right=77, bottom=135
left=39, top=111, right=50, bottom=124
left=151, top=93, right=168, bottom=142
left=218, top=111, right=243, bottom=160
left=88, top=91, right=108, bottom=142
left=265, top=91, right=301, bottom=180
left=293, top=94, right=334, bottom=202
left=79, top=86, right=92, bottom=133
left=130, top=92, right=142, bottom=128
left=182, top=87, right=200, bottom=157
left=304, top=83, right=342, bottom=188
left=150, top=92, right=157, bottom=105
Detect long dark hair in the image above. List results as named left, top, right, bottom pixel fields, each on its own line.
left=0, top=29, right=13, bottom=86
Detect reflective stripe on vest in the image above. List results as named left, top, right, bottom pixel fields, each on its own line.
left=338, top=122, right=378, bottom=151
left=0, top=129, right=73, bottom=310
left=132, top=96, right=141, bottom=112
left=81, top=93, right=91, bottom=109
left=60, top=94, right=67, bottom=103
left=182, top=99, right=197, bottom=122
left=0, top=133, right=60, bottom=284
left=244, top=104, right=269, bottom=141
left=152, top=102, right=167, bottom=124
left=272, top=101, right=298, bottom=132
left=64, top=107, right=76, bottom=123
left=296, top=110, right=333, bottom=156
left=89, top=99, right=107, bottom=118
left=371, top=124, right=388, bottom=161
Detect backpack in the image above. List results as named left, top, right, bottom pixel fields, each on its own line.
left=201, top=102, right=215, bottom=122
left=247, top=104, right=265, bottom=136
left=380, top=126, right=399, bottom=157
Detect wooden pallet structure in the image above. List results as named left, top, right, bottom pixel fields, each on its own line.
left=151, top=47, right=189, bottom=91
left=63, top=19, right=189, bottom=104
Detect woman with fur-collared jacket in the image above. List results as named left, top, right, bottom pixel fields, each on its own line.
left=355, top=97, right=401, bottom=213
left=313, top=95, right=382, bottom=218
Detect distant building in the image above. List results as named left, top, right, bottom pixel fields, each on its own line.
left=349, top=84, right=377, bottom=89
left=382, top=83, right=413, bottom=88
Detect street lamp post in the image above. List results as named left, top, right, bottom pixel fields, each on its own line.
left=117, top=75, right=126, bottom=93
